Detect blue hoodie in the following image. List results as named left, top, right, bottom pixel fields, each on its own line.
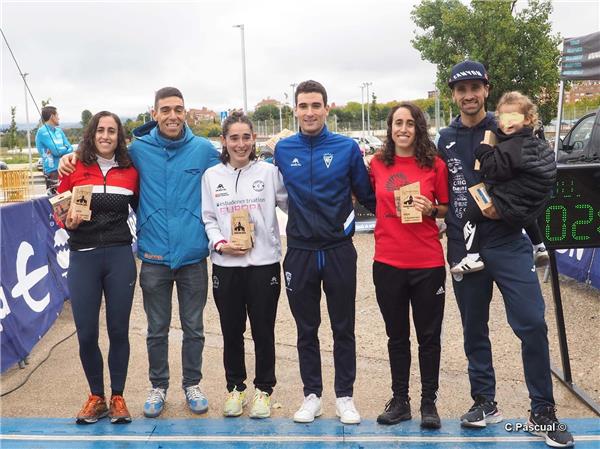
left=35, top=124, right=72, bottom=174
left=131, top=121, right=220, bottom=269
left=437, top=112, right=521, bottom=260
left=275, top=125, right=375, bottom=250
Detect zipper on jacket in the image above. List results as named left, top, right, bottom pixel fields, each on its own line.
left=234, top=167, right=242, bottom=194
left=310, top=138, right=315, bottom=231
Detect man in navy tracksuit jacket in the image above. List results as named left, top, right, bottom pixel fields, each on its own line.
left=275, top=80, right=375, bottom=425
left=438, top=61, right=573, bottom=448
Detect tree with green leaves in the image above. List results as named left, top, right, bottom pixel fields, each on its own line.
left=6, top=107, right=19, bottom=149
left=411, top=0, right=561, bottom=124
left=81, top=110, right=93, bottom=128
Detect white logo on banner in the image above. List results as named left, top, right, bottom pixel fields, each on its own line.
left=10, top=242, right=50, bottom=313
left=556, top=248, right=585, bottom=261
left=0, top=288, right=9, bottom=332
left=54, top=229, right=70, bottom=275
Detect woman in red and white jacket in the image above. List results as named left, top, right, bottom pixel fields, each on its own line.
left=57, top=111, right=138, bottom=425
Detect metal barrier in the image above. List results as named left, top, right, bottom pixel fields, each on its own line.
left=0, top=170, right=31, bottom=203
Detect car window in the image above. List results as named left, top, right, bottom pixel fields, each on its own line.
left=565, top=114, right=595, bottom=150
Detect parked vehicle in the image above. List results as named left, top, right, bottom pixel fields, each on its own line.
left=352, top=135, right=384, bottom=155
left=0, top=161, right=8, bottom=170
left=557, top=108, right=600, bottom=163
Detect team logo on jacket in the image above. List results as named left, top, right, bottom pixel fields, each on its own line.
left=215, top=183, right=229, bottom=198
left=212, top=275, right=220, bottom=289
left=270, top=276, right=279, bottom=286
left=253, top=180, right=265, bottom=192
left=291, top=158, right=302, bottom=167
left=323, top=153, right=333, bottom=168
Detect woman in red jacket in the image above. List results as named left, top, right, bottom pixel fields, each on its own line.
left=369, top=102, right=449, bottom=428
left=57, top=111, right=138, bottom=425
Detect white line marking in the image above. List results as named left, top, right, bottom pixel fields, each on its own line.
left=1, top=435, right=598, bottom=443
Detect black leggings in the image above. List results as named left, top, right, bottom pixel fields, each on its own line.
left=373, top=262, right=446, bottom=401
left=68, top=245, right=136, bottom=396
left=212, top=263, right=280, bottom=395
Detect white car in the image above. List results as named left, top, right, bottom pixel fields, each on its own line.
left=352, top=135, right=383, bottom=155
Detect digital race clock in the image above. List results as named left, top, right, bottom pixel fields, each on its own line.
left=539, top=164, right=600, bottom=249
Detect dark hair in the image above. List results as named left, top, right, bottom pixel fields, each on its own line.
left=154, top=86, right=184, bottom=109
left=377, top=102, right=437, bottom=168
left=295, top=80, right=328, bottom=106
left=80, top=111, right=132, bottom=167
left=220, top=111, right=256, bottom=163
left=41, top=106, right=57, bottom=122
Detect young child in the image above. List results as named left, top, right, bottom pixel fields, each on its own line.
left=450, top=91, right=555, bottom=275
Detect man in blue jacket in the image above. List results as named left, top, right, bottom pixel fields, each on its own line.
left=35, top=106, right=73, bottom=194
left=438, top=61, right=573, bottom=448
left=275, top=80, right=375, bottom=425
left=131, top=87, right=220, bottom=418
left=59, top=87, right=219, bottom=419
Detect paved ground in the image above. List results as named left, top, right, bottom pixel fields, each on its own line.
left=2, top=233, right=599, bottom=424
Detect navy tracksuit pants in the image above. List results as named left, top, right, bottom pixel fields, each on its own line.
left=448, top=235, right=555, bottom=412
left=283, top=242, right=357, bottom=398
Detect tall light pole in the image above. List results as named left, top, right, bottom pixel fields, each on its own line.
left=364, top=82, right=372, bottom=135
left=360, top=83, right=366, bottom=135
left=278, top=101, right=283, bottom=132
left=233, top=24, right=248, bottom=112
left=434, top=85, right=441, bottom=131
left=23, top=72, right=32, bottom=173
left=290, top=83, right=297, bottom=131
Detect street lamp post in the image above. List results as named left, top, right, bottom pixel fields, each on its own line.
left=23, top=72, right=33, bottom=173
left=278, top=102, right=283, bottom=133
left=360, top=83, right=366, bottom=135
left=233, top=24, right=248, bottom=112
left=290, top=83, right=297, bottom=131
left=364, top=82, right=372, bottom=135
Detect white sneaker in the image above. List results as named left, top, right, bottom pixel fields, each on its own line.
left=336, top=396, right=361, bottom=424
left=293, top=394, right=322, bottom=423
left=450, top=256, right=485, bottom=274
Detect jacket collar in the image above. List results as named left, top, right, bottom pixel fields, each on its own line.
left=297, top=125, right=330, bottom=146
left=496, top=126, right=533, bottom=142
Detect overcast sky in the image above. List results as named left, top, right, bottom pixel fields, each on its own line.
left=1, top=0, right=599, bottom=124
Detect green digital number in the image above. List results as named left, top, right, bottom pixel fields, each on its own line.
left=572, top=204, right=593, bottom=241
left=546, top=205, right=567, bottom=242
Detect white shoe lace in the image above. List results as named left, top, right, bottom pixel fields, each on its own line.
left=337, top=396, right=358, bottom=415
left=185, top=385, right=205, bottom=401
left=146, top=388, right=165, bottom=405
left=302, top=394, right=319, bottom=410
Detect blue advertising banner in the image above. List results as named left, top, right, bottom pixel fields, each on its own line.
left=0, top=198, right=138, bottom=373
left=0, top=198, right=70, bottom=372
left=555, top=248, right=599, bottom=289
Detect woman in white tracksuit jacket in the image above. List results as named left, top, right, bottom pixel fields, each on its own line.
left=201, top=111, right=287, bottom=419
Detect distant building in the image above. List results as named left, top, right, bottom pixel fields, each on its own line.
left=255, top=97, right=281, bottom=109
left=428, top=90, right=437, bottom=99
left=187, top=107, right=217, bottom=124
left=565, top=81, right=600, bottom=103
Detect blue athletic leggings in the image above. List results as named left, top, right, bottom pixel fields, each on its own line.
left=68, top=245, right=136, bottom=395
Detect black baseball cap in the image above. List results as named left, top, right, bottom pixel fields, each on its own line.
left=448, top=60, right=489, bottom=88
